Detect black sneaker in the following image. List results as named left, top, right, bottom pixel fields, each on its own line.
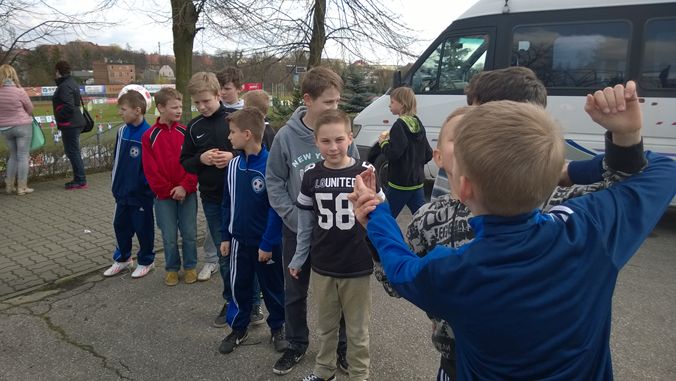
left=250, top=304, right=265, bottom=326
left=270, top=327, right=288, bottom=352
left=337, top=344, right=348, bottom=373
left=302, top=374, right=335, bottom=381
left=272, top=348, right=305, bottom=375
left=218, top=329, right=248, bottom=354
left=213, top=302, right=228, bottom=328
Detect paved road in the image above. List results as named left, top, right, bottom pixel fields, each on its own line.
left=0, top=173, right=674, bottom=380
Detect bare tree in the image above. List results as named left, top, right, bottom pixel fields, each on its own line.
left=0, top=0, right=107, bottom=65
left=203, top=0, right=417, bottom=68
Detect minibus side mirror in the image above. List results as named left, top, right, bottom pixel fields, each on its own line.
left=392, top=70, right=402, bottom=88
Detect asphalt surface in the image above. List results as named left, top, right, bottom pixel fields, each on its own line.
left=0, top=172, right=674, bottom=380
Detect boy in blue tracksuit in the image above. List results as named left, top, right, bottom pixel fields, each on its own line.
left=352, top=81, right=676, bottom=380
left=218, top=107, right=286, bottom=354
left=103, top=90, right=155, bottom=279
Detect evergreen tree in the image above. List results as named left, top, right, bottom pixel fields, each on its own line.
left=341, top=65, right=372, bottom=114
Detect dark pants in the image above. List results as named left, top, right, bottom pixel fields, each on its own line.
left=282, top=224, right=346, bottom=352
left=61, top=127, right=86, bottom=183
left=113, top=202, right=155, bottom=266
left=202, top=200, right=232, bottom=303
left=385, top=186, right=426, bottom=218
left=229, top=239, right=284, bottom=331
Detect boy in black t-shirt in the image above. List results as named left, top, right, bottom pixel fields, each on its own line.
left=289, top=110, right=383, bottom=381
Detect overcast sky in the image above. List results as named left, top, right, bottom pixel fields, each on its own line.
left=49, top=0, right=479, bottom=65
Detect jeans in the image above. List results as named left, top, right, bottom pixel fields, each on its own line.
left=61, top=127, right=86, bottom=182
left=385, top=186, right=426, bottom=218
left=202, top=200, right=232, bottom=303
left=1, top=124, right=32, bottom=184
left=202, top=223, right=219, bottom=264
left=282, top=224, right=347, bottom=352
left=154, top=194, right=198, bottom=272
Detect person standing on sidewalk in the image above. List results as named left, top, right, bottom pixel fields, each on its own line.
left=142, top=88, right=198, bottom=286
left=103, top=90, right=155, bottom=279
left=52, top=60, right=87, bottom=190
left=0, top=64, right=35, bottom=195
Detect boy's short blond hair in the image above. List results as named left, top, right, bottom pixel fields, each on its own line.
left=314, top=109, right=351, bottom=137
left=454, top=101, right=564, bottom=216
left=438, top=106, right=473, bottom=147
left=187, top=72, right=220, bottom=97
left=118, top=90, right=147, bottom=114
left=154, top=87, right=182, bottom=106
left=216, top=67, right=243, bottom=89
left=227, top=107, right=265, bottom=142
left=242, top=90, right=270, bottom=116
left=301, top=66, right=343, bottom=99
left=390, top=87, right=417, bottom=116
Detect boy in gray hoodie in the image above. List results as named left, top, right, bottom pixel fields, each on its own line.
left=266, top=66, right=359, bottom=376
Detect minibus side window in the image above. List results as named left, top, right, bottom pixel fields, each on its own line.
left=641, top=18, right=676, bottom=89
left=411, top=34, right=489, bottom=94
left=512, top=22, right=630, bottom=89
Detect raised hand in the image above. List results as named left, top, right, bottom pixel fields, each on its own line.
left=584, top=81, right=642, bottom=146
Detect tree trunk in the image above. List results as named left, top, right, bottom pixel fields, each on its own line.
left=307, top=0, right=327, bottom=69
left=171, top=0, right=200, bottom=125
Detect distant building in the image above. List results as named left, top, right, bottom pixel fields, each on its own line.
left=72, top=70, right=94, bottom=85
left=158, top=65, right=175, bottom=82
left=93, top=61, right=136, bottom=85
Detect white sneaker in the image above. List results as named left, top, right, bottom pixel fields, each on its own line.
left=131, top=263, right=155, bottom=278
left=103, top=259, right=134, bottom=277
left=198, top=262, right=219, bottom=281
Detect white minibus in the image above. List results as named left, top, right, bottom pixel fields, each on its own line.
left=353, top=0, right=676, bottom=198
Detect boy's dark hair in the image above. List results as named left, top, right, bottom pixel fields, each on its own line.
left=55, top=60, right=71, bottom=76
left=465, top=67, right=547, bottom=107
left=301, top=66, right=343, bottom=100
left=242, top=90, right=270, bottom=116
left=154, top=87, right=182, bottom=106
left=314, top=109, right=351, bottom=137
left=216, top=67, right=244, bottom=89
left=118, top=90, right=147, bottom=114
left=227, top=107, right=265, bottom=142
left=454, top=101, right=563, bottom=216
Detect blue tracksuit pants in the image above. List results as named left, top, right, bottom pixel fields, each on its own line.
left=112, top=202, right=155, bottom=266
left=228, top=238, right=285, bottom=332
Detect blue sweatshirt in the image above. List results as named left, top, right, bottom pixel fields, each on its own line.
left=112, top=119, right=154, bottom=205
left=367, top=152, right=676, bottom=380
left=220, top=147, right=282, bottom=251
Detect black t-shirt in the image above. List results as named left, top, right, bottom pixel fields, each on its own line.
left=297, top=159, right=379, bottom=278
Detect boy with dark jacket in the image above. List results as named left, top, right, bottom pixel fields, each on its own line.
left=103, top=90, right=155, bottom=278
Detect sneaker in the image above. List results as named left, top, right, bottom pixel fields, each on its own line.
left=271, top=328, right=288, bottom=352
left=218, top=329, right=248, bottom=354
left=302, top=374, right=335, bottom=381
left=337, top=344, right=348, bottom=373
left=184, top=269, right=197, bottom=284
left=198, top=262, right=219, bottom=281
left=65, top=181, right=88, bottom=190
left=213, top=302, right=229, bottom=328
left=165, top=271, right=179, bottom=286
left=131, top=263, right=155, bottom=278
left=272, top=348, right=305, bottom=375
left=250, top=304, right=265, bottom=326
left=103, top=259, right=134, bottom=277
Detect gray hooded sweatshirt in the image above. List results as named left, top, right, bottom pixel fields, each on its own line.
left=266, top=106, right=359, bottom=233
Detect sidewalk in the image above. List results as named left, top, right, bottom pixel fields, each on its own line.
left=0, top=171, right=200, bottom=299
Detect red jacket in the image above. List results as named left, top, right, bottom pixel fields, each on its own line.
left=142, top=118, right=198, bottom=199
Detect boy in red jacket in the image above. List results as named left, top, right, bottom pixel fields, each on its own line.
left=142, top=88, right=199, bottom=286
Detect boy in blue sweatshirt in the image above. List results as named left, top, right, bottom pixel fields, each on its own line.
left=351, top=81, right=676, bottom=380
left=103, top=90, right=155, bottom=278
left=218, top=107, right=286, bottom=354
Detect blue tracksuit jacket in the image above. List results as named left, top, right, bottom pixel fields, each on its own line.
left=367, top=152, right=676, bottom=380
left=220, top=148, right=282, bottom=250
left=112, top=120, right=154, bottom=205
